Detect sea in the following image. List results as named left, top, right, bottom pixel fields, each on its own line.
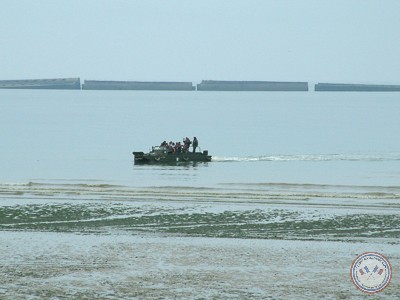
left=2, top=89, right=400, bottom=187
left=1, top=89, right=399, bottom=298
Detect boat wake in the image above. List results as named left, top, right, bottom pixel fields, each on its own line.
left=212, top=153, right=400, bottom=162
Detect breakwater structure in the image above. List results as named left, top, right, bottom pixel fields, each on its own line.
left=82, top=80, right=195, bottom=91
left=196, top=80, right=309, bottom=91
left=3, top=78, right=400, bottom=92
left=315, top=83, right=400, bottom=92
left=0, top=78, right=81, bottom=90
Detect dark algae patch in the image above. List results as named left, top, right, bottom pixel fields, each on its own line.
left=1, top=203, right=399, bottom=242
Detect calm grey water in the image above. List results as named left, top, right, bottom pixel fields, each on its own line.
left=1, top=89, right=400, bottom=189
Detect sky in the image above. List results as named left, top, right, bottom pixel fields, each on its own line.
left=1, top=0, right=400, bottom=84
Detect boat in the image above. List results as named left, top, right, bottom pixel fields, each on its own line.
left=133, top=146, right=211, bottom=164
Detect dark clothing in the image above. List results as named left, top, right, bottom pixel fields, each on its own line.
left=192, top=137, right=198, bottom=153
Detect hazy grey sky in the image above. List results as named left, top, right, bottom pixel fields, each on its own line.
left=1, top=0, right=400, bottom=83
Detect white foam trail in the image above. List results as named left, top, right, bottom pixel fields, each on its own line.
left=212, top=153, right=400, bottom=162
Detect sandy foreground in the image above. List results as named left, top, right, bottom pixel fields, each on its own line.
left=0, top=231, right=398, bottom=299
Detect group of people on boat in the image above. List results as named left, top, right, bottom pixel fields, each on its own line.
left=160, top=137, right=199, bottom=154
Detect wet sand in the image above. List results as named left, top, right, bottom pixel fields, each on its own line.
left=1, top=231, right=398, bottom=299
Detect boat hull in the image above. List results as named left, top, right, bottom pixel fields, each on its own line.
left=133, top=150, right=211, bottom=164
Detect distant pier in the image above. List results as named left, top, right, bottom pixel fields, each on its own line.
left=0, top=78, right=81, bottom=90
left=315, top=83, right=400, bottom=92
left=82, top=80, right=195, bottom=91
left=197, top=80, right=309, bottom=91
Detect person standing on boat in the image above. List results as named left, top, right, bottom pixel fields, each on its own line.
left=183, top=137, right=191, bottom=152
left=192, top=137, right=198, bottom=153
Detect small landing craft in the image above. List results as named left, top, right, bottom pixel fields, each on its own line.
left=133, top=146, right=211, bottom=164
